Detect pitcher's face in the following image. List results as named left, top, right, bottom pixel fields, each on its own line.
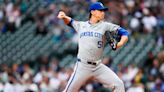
left=91, top=10, right=105, bottom=20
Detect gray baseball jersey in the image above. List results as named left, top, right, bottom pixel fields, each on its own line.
left=63, top=20, right=125, bottom=92
left=73, top=20, right=120, bottom=61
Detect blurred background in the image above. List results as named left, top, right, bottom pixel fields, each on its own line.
left=0, top=0, right=164, bottom=92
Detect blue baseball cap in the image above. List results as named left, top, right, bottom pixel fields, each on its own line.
left=89, top=2, right=108, bottom=12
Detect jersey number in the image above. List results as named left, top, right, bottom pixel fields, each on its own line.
left=97, top=41, right=103, bottom=48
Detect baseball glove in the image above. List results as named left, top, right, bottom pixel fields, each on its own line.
left=105, top=31, right=121, bottom=50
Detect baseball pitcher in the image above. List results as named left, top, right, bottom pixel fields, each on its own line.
left=57, top=2, right=129, bottom=92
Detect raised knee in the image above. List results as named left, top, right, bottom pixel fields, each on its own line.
left=116, top=79, right=124, bottom=87
left=113, top=80, right=125, bottom=91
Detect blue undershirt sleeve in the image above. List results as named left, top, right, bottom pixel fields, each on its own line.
left=67, top=19, right=74, bottom=28
left=118, top=27, right=129, bottom=36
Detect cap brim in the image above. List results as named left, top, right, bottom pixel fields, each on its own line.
left=89, top=7, right=108, bottom=12
left=98, top=7, right=108, bottom=11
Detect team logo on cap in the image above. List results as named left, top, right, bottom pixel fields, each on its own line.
left=100, top=3, right=104, bottom=7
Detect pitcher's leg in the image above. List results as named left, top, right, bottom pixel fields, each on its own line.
left=63, top=62, right=91, bottom=92
left=94, top=64, right=125, bottom=92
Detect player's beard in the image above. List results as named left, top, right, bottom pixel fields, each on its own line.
left=97, top=14, right=104, bottom=21
left=90, top=14, right=104, bottom=23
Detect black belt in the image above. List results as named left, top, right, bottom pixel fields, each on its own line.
left=77, top=58, right=97, bottom=65
left=87, top=62, right=97, bottom=65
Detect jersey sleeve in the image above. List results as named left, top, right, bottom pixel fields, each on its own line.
left=105, top=22, right=129, bottom=36
left=67, top=19, right=81, bottom=32
left=105, top=22, right=120, bottom=32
